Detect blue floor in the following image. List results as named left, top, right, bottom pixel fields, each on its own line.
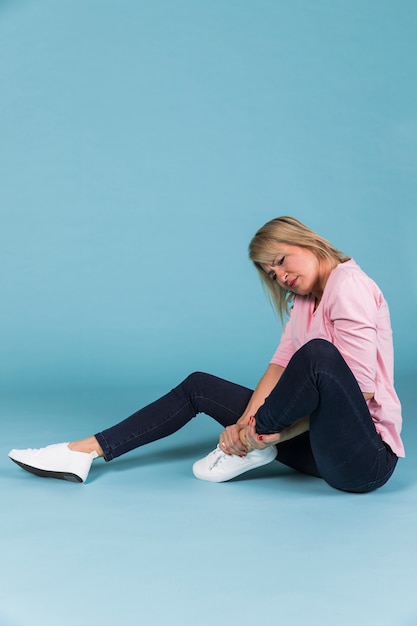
left=2, top=1, right=416, bottom=623
left=1, top=376, right=416, bottom=626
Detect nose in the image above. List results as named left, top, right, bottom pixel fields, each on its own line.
left=275, top=267, right=288, bottom=284
left=265, top=264, right=288, bottom=285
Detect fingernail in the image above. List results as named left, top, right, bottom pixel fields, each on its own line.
left=258, top=435, right=264, bottom=441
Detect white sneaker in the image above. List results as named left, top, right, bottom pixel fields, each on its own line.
left=192, top=444, right=277, bottom=483
left=8, top=443, right=98, bottom=483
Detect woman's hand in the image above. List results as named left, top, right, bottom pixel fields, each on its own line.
left=219, top=424, right=248, bottom=457
left=245, top=416, right=283, bottom=449
left=245, top=415, right=311, bottom=449
left=218, top=363, right=285, bottom=456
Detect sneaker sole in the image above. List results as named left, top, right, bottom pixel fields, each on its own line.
left=9, top=458, right=83, bottom=483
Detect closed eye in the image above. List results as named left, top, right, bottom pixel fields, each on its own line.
left=268, top=271, right=277, bottom=281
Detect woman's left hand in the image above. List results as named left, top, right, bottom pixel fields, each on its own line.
left=245, top=416, right=282, bottom=449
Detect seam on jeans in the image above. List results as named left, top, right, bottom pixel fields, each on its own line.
left=95, top=432, right=112, bottom=462
left=319, top=370, right=379, bottom=445
left=260, top=370, right=314, bottom=433
left=309, top=368, right=377, bottom=444
left=193, top=394, right=244, bottom=418
left=108, top=394, right=243, bottom=457
left=109, top=398, right=192, bottom=452
left=328, top=444, right=397, bottom=492
left=339, top=464, right=396, bottom=492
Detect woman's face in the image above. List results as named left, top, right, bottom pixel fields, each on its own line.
left=263, top=244, right=325, bottom=298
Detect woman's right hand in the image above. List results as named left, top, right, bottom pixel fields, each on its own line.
left=218, top=363, right=285, bottom=457
left=219, top=424, right=248, bottom=457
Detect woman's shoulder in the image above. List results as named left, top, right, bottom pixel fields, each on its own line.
left=330, top=259, right=379, bottom=290
left=326, top=259, right=385, bottom=309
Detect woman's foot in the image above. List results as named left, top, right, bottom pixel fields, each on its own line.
left=8, top=442, right=99, bottom=483
left=192, top=444, right=277, bottom=483
left=68, top=436, right=104, bottom=456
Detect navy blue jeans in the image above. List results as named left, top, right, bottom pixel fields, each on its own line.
left=95, top=339, right=398, bottom=493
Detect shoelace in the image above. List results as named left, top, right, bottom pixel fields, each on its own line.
left=208, top=445, right=229, bottom=470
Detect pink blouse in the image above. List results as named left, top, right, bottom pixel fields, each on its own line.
left=270, top=259, right=405, bottom=457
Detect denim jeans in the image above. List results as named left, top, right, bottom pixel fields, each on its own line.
left=95, top=339, right=398, bottom=493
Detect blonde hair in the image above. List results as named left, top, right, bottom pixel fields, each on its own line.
left=249, top=216, right=349, bottom=321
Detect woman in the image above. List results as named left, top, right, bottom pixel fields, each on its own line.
left=9, top=216, right=404, bottom=492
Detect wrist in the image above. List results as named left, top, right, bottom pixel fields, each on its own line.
left=238, top=427, right=254, bottom=452
left=237, top=412, right=253, bottom=427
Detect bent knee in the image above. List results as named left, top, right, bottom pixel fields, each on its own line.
left=303, top=338, right=342, bottom=360
left=181, top=371, right=212, bottom=390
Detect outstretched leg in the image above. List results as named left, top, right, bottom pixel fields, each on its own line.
left=9, top=373, right=253, bottom=482
left=95, top=372, right=253, bottom=461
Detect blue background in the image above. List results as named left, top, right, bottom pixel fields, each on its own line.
left=1, top=3, right=417, bottom=626
left=2, top=0, right=416, bottom=391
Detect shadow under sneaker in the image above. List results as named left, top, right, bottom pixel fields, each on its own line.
left=192, top=444, right=277, bottom=483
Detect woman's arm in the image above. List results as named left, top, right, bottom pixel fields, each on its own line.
left=245, top=415, right=310, bottom=450
left=219, top=363, right=285, bottom=456
left=238, top=363, right=285, bottom=424
left=329, top=272, right=380, bottom=396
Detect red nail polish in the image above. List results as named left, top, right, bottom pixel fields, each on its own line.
left=258, top=435, right=264, bottom=441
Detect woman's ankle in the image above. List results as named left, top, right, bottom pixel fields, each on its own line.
left=68, top=437, right=104, bottom=457
left=238, top=428, right=254, bottom=453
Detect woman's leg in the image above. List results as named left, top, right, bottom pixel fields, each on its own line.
left=8, top=372, right=255, bottom=483
left=95, top=372, right=253, bottom=461
left=255, top=339, right=398, bottom=493
left=274, top=432, right=319, bottom=478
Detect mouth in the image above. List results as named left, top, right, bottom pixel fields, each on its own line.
left=288, top=277, right=298, bottom=289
